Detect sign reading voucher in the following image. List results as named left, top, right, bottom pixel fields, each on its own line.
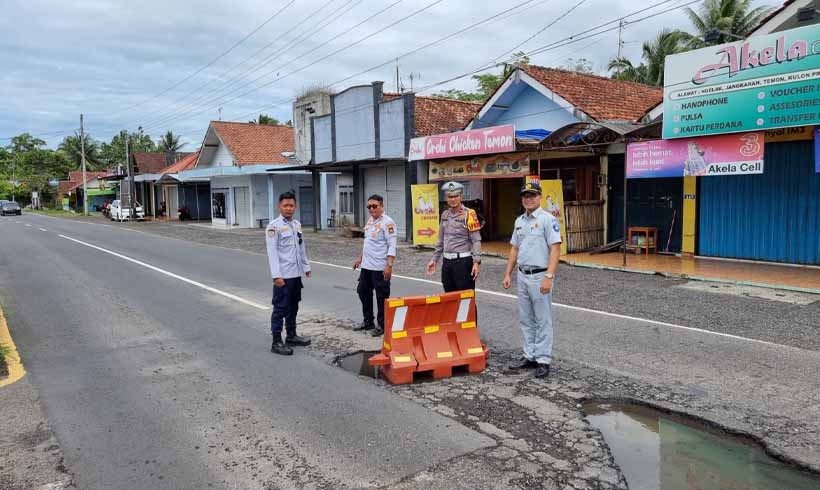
left=627, top=132, right=764, bottom=179
left=409, top=125, right=515, bottom=161
left=663, top=23, right=820, bottom=139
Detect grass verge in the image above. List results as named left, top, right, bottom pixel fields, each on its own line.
left=0, top=343, right=10, bottom=377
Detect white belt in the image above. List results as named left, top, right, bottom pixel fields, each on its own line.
left=443, top=252, right=472, bottom=260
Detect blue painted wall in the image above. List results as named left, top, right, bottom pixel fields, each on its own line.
left=699, top=141, right=820, bottom=265
left=473, top=83, right=579, bottom=132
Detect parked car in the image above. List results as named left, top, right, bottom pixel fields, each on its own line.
left=0, top=200, right=22, bottom=216
left=109, top=200, right=145, bottom=222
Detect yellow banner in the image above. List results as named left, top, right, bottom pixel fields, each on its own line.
left=539, top=179, right=567, bottom=256
left=764, top=125, right=814, bottom=143
left=411, top=184, right=440, bottom=246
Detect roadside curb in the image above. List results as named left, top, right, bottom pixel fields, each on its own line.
left=561, top=259, right=820, bottom=295
left=0, top=305, right=26, bottom=388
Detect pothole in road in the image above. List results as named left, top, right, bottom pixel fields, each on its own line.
left=335, top=351, right=473, bottom=382
left=336, top=351, right=380, bottom=378
left=583, top=402, right=820, bottom=490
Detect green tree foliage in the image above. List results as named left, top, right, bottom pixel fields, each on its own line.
left=433, top=52, right=530, bottom=102
left=684, top=0, right=774, bottom=47
left=59, top=132, right=102, bottom=170
left=560, top=57, right=595, bottom=74
left=608, top=0, right=773, bottom=84
left=98, top=129, right=156, bottom=169
left=158, top=130, right=186, bottom=153
left=1, top=133, right=72, bottom=203
left=249, top=114, right=281, bottom=125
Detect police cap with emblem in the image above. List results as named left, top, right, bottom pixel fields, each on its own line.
left=520, top=181, right=542, bottom=195
left=442, top=181, right=464, bottom=196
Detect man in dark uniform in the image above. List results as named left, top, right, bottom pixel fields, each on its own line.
left=426, top=181, right=482, bottom=291
left=265, top=191, right=312, bottom=356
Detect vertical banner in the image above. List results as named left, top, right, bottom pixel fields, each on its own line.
left=539, top=179, right=567, bottom=256
left=411, top=184, right=440, bottom=246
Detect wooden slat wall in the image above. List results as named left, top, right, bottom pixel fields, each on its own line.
left=565, top=200, right=605, bottom=252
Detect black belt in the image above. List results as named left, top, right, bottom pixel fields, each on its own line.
left=518, top=267, right=547, bottom=275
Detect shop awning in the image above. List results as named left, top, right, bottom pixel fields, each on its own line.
left=540, top=122, right=646, bottom=151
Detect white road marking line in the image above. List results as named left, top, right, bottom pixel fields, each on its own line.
left=39, top=228, right=48, bottom=232
left=59, top=234, right=271, bottom=311
left=25, top=224, right=32, bottom=227
left=310, top=260, right=784, bottom=348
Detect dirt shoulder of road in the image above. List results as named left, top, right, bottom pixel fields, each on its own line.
left=0, top=306, right=76, bottom=490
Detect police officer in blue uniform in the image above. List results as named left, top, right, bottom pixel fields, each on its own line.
left=352, top=194, right=398, bottom=337
left=426, top=182, right=482, bottom=292
left=266, top=191, right=312, bottom=356
left=502, top=182, right=562, bottom=378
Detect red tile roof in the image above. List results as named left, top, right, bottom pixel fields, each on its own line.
left=132, top=152, right=194, bottom=174
left=413, top=96, right=482, bottom=137
left=67, top=170, right=108, bottom=183
left=157, top=151, right=200, bottom=175
left=210, top=121, right=294, bottom=165
left=521, top=65, right=663, bottom=122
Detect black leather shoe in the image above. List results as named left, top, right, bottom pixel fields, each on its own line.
left=353, top=322, right=375, bottom=331
left=370, top=328, right=384, bottom=337
left=285, top=334, right=311, bottom=346
left=534, top=364, right=551, bottom=378
left=271, top=340, right=293, bottom=356
left=507, top=357, right=538, bottom=370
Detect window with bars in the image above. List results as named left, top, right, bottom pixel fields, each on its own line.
left=339, top=185, right=353, bottom=214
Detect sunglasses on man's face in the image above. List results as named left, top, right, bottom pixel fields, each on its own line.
left=367, top=204, right=380, bottom=209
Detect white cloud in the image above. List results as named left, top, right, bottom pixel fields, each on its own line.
left=1, top=0, right=776, bottom=148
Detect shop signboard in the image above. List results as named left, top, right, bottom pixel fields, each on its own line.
left=765, top=125, right=814, bottom=142
left=627, top=132, right=764, bottom=179
left=663, top=23, right=820, bottom=139
left=410, top=184, right=440, bottom=246
left=428, top=153, right=529, bottom=181
left=409, top=124, right=515, bottom=161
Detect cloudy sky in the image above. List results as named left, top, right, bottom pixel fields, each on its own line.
left=1, top=0, right=777, bottom=149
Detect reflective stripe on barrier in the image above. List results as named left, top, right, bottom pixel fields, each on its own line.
left=368, top=289, right=488, bottom=385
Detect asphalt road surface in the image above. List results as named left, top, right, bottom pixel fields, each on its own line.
left=2, top=213, right=819, bottom=489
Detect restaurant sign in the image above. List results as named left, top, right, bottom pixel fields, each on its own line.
left=429, top=153, right=529, bottom=181
left=627, top=132, right=764, bottom=179
left=663, top=23, right=820, bottom=139
left=409, top=125, right=515, bottom=161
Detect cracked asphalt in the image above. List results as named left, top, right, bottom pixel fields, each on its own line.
left=1, top=213, right=818, bottom=489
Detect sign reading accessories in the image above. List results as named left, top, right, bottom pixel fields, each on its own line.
left=663, top=23, right=820, bottom=139
left=408, top=125, right=515, bottom=161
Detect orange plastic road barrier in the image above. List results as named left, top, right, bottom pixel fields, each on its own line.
left=368, top=289, right=488, bottom=384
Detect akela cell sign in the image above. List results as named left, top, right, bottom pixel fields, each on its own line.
left=663, top=23, right=820, bottom=139
left=627, top=132, right=764, bottom=179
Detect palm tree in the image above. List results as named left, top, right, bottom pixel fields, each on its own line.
left=684, top=0, right=774, bottom=47
left=608, top=30, right=687, bottom=86
left=158, top=131, right=185, bottom=153
left=249, top=114, right=280, bottom=125
left=58, top=132, right=101, bottom=170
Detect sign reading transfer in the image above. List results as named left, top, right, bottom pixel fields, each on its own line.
left=663, top=23, right=820, bottom=139
left=409, top=125, right=515, bottom=161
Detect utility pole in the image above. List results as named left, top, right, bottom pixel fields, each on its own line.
left=616, top=19, right=625, bottom=75
left=80, top=113, right=88, bottom=215
left=126, top=132, right=137, bottom=218
left=395, top=58, right=400, bottom=93
left=218, top=107, right=223, bottom=121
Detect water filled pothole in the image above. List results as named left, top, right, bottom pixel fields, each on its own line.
left=337, top=351, right=380, bottom=378
left=584, top=402, right=820, bottom=490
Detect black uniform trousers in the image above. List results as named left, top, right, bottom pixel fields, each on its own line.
left=442, top=257, right=475, bottom=292
left=271, top=277, right=303, bottom=337
left=357, top=269, right=391, bottom=329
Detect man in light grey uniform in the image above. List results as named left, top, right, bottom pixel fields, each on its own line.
left=502, top=182, right=561, bottom=378
left=426, top=181, right=482, bottom=292
left=266, top=191, right=312, bottom=356
left=353, top=194, right=398, bottom=337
